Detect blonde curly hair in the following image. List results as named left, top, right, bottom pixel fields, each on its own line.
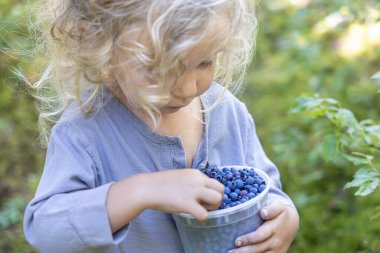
left=30, top=0, right=257, bottom=144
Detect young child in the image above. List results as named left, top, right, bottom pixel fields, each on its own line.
left=24, top=1, right=299, bottom=253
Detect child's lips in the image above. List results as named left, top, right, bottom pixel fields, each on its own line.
left=167, top=103, right=189, bottom=109
left=162, top=105, right=184, bottom=113
left=168, top=105, right=184, bottom=109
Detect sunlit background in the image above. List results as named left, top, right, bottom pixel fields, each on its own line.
left=1, top=0, right=380, bottom=252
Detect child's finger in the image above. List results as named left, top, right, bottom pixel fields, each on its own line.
left=234, top=222, right=273, bottom=247
left=190, top=203, right=209, bottom=222
left=199, top=189, right=223, bottom=210
left=204, top=177, right=225, bottom=193
left=259, top=200, right=286, bottom=220
left=227, top=241, right=270, bottom=253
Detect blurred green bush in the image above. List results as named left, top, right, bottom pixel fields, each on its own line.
left=0, top=1, right=42, bottom=252
left=243, top=0, right=380, bottom=252
left=0, top=0, right=379, bottom=252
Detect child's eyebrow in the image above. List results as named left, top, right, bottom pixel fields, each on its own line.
left=181, top=49, right=221, bottom=69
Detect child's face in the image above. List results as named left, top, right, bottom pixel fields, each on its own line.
left=112, top=14, right=229, bottom=115
left=160, top=47, right=217, bottom=114
left=113, top=35, right=221, bottom=115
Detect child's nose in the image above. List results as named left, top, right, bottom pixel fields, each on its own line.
left=172, top=71, right=198, bottom=99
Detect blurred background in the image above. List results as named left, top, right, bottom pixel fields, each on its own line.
left=1, top=0, right=379, bottom=252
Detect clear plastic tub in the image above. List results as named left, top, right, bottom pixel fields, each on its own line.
left=173, top=166, right=270, bottom=253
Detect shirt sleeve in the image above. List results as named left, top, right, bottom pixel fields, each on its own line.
left=23, top=123, right=129, bottom=253
left=245, top=113, right=296, bottom=208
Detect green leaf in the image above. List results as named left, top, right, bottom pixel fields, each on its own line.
left=344, top=168, right=375, bottom=187
left=363, top=132, right=380, bottom=148
left=290, top=95, right=320, bottom=113
left=364, top=124, right=380, bottom=134
left=354, top=179, right=380, bottom=196
left=334, top=109, right=358, bottom=133
left=344, top=168, right=380, bottom=196
left=371, top=71, right=380, bottom=79
left=343, top=153, right=372, bottom=166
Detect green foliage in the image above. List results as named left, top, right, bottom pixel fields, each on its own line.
left=0, top=197, right=27, bottom=229
left=0, top=0, right=42, bottom=252
left=243, top=1, right=380, bottom=252
left=291, top=94, right=380, bottom=196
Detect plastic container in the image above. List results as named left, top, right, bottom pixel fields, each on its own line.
left=173, top=166, right=270, bottom=253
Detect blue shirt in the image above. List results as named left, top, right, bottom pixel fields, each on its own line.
left=24, top=83, right=294, bottom=253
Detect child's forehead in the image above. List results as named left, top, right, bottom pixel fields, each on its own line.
left=115, top=8, right=232, bottom=67
left=180, top=21, right=229, bottom=66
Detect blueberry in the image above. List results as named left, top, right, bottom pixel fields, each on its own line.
left=241, top=197, right=249, bottom=203
left=225, top=173, right=233, bottom=180
left=247, top=192, right=256, bottom=199
left=249, top=187, right=258, bottom=194
left=235, top=179, right=244, bottom=189
left=230, top=192, right=238, bottom=201
left=222, top=167, right=229, bottom=173
left=240, top=190, right=248, bottom=197
left=198, top=167, right=266, bottom=210
left=246, top=176, right=255, bottom=185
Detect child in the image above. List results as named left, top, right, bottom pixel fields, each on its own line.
left=24, top=1, right=299, bottom=253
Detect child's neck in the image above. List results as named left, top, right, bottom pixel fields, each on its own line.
left=154, top=98, right=204, bottom=168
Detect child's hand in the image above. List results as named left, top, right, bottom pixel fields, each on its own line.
left=145, top=169, right=225, bottom=221
left=228, top=200, right=299, bottom=253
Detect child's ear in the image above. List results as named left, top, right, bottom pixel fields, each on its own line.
left=101, top=65, right=115, bottom=83
left=78, top=22, right=91, bottom=34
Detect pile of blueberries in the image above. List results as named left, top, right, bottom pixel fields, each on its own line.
left=200, top=167, right=267, bottom=210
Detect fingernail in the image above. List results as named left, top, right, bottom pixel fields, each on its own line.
left=235, top=238, right=242, bottom=247
left=261, top=208, right=268, bottom=218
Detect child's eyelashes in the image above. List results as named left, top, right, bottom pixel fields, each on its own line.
left=198, top=60, right=214, bottom=69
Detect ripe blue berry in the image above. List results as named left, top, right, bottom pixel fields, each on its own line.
left=249, top=187, right=258, bottom=194
left=199, top=166, right=267, bottom=210
left=240, top=190, right=248, bottom=197
left=230, top=192, right=238, bottom=201
left=235, top=179, right=244, bottom=189
left=246, top=176, right=254, bottom=185
left=247, top=192, right=256, bottom=199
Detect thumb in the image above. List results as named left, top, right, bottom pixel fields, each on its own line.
left=260, top=200, right=286, bottom=220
